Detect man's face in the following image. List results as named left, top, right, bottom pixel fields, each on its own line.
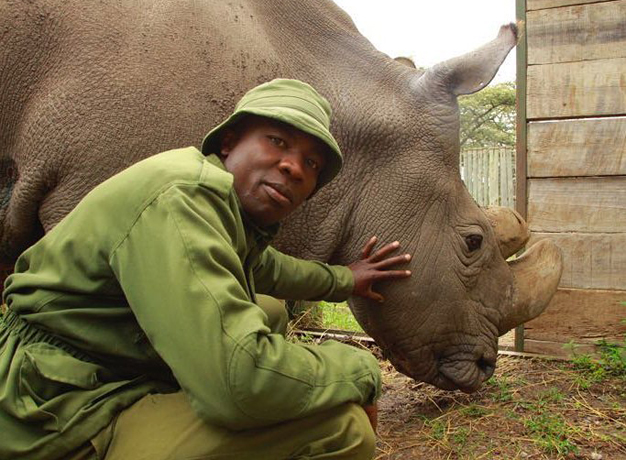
left=221, top=116, right=328, bottom=227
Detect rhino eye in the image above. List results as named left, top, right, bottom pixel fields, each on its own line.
left=465, top=234, right=483, bottom=252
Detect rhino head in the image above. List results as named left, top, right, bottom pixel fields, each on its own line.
left=277, top=24, right=563, bottom=392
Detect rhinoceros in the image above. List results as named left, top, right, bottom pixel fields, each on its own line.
left=0, top=0, right=562, bottom=392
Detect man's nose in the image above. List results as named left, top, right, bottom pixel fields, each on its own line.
left=278, top=154, right=304, bottom=180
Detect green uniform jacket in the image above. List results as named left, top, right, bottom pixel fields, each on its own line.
left=0, top=148, right=382, bottom=460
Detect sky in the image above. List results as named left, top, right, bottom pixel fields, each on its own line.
left=332, top=0, right=517, bottom=84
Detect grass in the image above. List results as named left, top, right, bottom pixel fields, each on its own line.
left=290, top=300, right=364, bottom=332
left=565, top=334, right=626, bottom=389
left=520, top=388, right=579, bottom=456
left=523, top=410, right=579, bottom=456
left=486, top=375, right=514, bottom=403
left=317, top=301, right=364, bottom=332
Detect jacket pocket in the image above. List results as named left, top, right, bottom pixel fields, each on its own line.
left=17, top=342, right=106, bottom=431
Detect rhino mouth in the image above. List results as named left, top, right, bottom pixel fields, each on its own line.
left=437, top=353, right=496, bottom=393
left=387, top=348, right=496, bottom=393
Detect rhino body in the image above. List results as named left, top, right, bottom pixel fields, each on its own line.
left=0, top=0, right=562, bottom=392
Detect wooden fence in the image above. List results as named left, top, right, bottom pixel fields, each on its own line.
left=460, top=147, right=516, bottom=208
left=517, top=0, right=626, bottom=356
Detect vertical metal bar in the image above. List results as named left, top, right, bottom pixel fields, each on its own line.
left=514, top=0, right=528, bottom=353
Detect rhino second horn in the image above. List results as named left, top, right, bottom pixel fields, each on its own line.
left=499, top=239, right=563, bottom=335
left=483, top=206, right=530, bottom=259
left=394, top=56, right=416, bottom=69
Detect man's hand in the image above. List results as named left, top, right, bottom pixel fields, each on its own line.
left=363, top=403, right=378, bottom=432
left=348, top=236, right=411, bottom=303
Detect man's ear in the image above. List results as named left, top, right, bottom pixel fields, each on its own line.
left=220, top=128, right=239, bottom=156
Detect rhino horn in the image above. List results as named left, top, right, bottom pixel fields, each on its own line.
left=483, top=206, right=530, bottom=259
left=418, top=23, right=518, bottom=98
left=499, top=239, right=563, bottom=335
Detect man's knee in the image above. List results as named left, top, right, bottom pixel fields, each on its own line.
left=256, top=295, right=288, bottom=335
left=338, top=403, right=377, bottom=459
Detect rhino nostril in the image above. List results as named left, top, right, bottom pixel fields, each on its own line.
left=477, top=356, right=495, bottom=379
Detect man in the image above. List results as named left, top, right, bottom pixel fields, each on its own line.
left=0, top=79, right=411, bottom=459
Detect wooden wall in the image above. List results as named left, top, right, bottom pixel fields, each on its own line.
left=518, top=0, right=626, bottom=356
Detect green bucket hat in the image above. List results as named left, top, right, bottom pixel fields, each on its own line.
left=201, top=78, right=343, bottom=190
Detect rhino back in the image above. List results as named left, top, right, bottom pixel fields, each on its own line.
left=0, top=0, right=380, bottom=262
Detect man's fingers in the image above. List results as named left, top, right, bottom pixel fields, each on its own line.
left=371, top=269, right=412, bottom=281
left=368, top=288, right=385, bottom=303
left=369, top=240, right=400, bottom=262
left=361, top=236, right=378, bottom=259
left=373, top=253, right=411, bottom=269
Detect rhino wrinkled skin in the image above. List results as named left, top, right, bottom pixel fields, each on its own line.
left=0, top=0, right=562, bottom=392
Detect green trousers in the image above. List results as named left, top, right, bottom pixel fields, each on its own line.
left=67, top=296, right=375, bottom=460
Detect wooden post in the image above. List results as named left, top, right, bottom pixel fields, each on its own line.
left=515, top=0, right=528, bottom=352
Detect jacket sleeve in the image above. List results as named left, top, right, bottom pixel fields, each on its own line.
left=109, top=184, right=381, bottom=431
left=252, top=246, right=354, bottom=302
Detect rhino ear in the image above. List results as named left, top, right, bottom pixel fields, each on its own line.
left=420, top=23, right=518, bottom=97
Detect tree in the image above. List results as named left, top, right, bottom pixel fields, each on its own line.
left=458, top=81, right=516, bottom=148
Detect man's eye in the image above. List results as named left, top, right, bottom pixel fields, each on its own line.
left=268, top=136, right=286, bottom=148
left=306, top=158, right=319, bottom=170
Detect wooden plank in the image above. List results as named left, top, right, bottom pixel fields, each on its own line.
left=296, top=328, right=374, bottom=344
left=524, top=288, right=626, bottom=343
left=472, top=152, right=479, bottom=202
left=527, top=58, right=626, bottom=119
left=507, top=148, right=516, bottom=208
left=528, top=117, right=626, bottom=177
left=529, top=233, right=626, bottom=290
left=528, top=0, right=614, bottom=10
left=527, top=176, right=626, bottom=232
left=467, top=151, right=474, bottom=199
left=500, top=150, right=510, bottom=207
left=471, top=152, right=477, bottom=199
left=523, top=339, right=598, bottom=358
left=498, top=348, right=566, bottom=360
left=478, top=152, right=485, bottom=205
left=489, top=149, right=499, bottom=206
left=297, top=328, right=569, bottom=361
left=516, top=0, right=528, bottom=352
left=516, top=0, right=528, bottom=221
left=527, top=0, right=626, bottom=64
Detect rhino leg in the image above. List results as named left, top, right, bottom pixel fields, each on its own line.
left=0, top=158, right=21, bottom=273
left=0, top=157, right=47, bottom=265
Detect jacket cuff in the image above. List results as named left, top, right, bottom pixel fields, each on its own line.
left=325, top=265, right=354, bottom=302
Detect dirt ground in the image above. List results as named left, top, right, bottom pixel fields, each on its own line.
left=373, top=353, right=626, bottom=460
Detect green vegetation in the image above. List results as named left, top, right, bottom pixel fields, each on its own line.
left=318, top=301, right=363, bottom=332
left=459, top=404, right=489, bottom=418
left=564, top=306, right=626, bottom=388
left=569, top=339, right=626, bottom=388
left=523, top=410, right=579, bottom=456
left=486, top=375, right=514, bottom=402
left=459, top=81, right=516, bottom=148
left=423, top=417, right=447, bottom=441
left=563, top=303, right=626, bottom=389
left=521, top=388, right=578, bottom=455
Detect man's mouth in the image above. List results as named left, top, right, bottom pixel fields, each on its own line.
left=262, top=182, right=293, bottom=206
